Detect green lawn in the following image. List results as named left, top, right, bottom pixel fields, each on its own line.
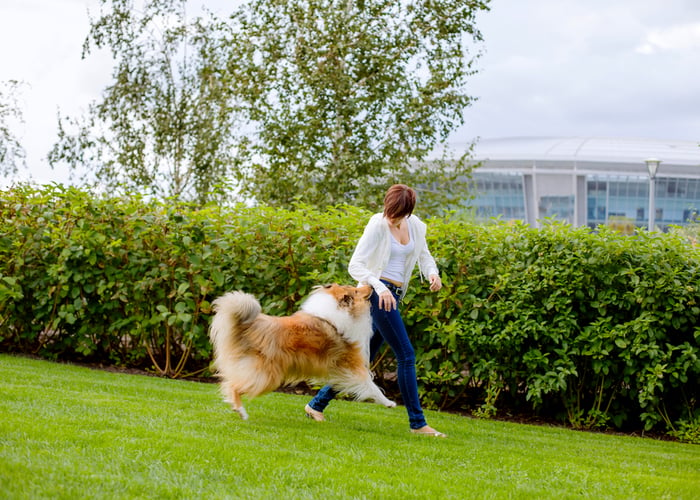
left=1, top=354, right=698, bottom=499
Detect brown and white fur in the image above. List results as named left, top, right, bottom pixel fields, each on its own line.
left=209, top=284, right=396, bottom=419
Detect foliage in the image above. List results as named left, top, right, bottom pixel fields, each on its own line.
left=224, top=0, right=488, bottom=209
left=48, top=0, right=245, bottom=205
left=1, top=185, right=699, bottom=442
left=0, top=184, right=366, bottom=377
left=671, top=218, right=700, bottom=247
left=0, top=80, right=26, bottom=176
left=49, top=0, right=486, bottom=211
left=667, top=417, right=700, bottom=445
left=412, top=219, right=700, bottom=441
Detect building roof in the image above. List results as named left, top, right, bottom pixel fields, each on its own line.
left=471, top=136, right=700, bottom=177
left=474, top=136, right=700, bottom=165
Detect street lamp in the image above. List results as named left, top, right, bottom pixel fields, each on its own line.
left=646, top=158, right=661, bottom=231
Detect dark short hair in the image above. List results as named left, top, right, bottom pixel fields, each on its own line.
left=383, top=184, right=416, bottom=219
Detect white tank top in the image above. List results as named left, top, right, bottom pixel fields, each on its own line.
left=382, top=229, right=414, bottom=283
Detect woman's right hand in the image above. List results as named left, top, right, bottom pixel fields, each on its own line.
left=378, top=290, right=397, bottom=311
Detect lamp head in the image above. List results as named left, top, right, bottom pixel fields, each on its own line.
left=645, top=158, right=661, bottom=178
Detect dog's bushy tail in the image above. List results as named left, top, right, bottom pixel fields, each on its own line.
left=209, top=291, right=262, bottom=349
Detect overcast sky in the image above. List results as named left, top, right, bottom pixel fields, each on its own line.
left=2, top=0, right=699, bottom=185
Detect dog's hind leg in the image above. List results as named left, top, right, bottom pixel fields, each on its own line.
left=334, top=369, right=397, bottom=408
left=229, top=388, right=249, bottom=420
left=362, top=381, right=397, bottom=408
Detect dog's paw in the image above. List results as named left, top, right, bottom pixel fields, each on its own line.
left=234, top=406, right=249, bottom=420
left=385, top=400, right=397, bottom=408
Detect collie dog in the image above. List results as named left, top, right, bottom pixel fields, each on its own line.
left=209, top=284, right=396, bottom=419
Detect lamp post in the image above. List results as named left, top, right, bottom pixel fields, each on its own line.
left=646, top=158, right=661, bottom=231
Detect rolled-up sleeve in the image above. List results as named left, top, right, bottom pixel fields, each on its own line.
left=418, top=245, right=439, bottom=279
left=348, top=217, right=389, bottom=295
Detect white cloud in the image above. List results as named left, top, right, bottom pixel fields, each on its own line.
left=636, top=23, right=700, bottom=54
left=0, top=0, right=111, bottom=185
left=454, top=0, right=700, bottom=146
left=2, top=0, right=700, bottom=185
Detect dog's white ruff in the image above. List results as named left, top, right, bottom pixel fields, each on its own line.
left=300, top=291, right=373, bottom=362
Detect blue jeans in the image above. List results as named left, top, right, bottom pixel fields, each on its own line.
left=307, top=283, right=428, bottom=429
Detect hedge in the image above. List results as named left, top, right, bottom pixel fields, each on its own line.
left=1, top=184, right=698, bottom=441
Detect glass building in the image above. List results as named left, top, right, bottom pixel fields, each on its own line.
left=468, top=137, right=700, bottom=230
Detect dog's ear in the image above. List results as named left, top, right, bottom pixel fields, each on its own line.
left=341, top=294, right=354, bottom=306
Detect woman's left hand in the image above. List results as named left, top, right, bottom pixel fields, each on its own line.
left=378, top=290, right=397, bottom=311
left=429, top=274, right=442, bottom=292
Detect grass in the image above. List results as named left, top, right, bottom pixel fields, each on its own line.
left=1, top=354, right=699, bottom=499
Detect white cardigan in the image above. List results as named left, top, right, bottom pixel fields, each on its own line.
left=348, top=213, right=439, bottom=299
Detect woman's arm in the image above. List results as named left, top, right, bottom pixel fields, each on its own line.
left=348, top=216, right=389, bottom=296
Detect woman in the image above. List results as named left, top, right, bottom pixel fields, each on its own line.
left=304, top=184, right=446, bottom=437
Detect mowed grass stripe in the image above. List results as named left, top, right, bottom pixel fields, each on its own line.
left=1, top=354, right=698, bottom=499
